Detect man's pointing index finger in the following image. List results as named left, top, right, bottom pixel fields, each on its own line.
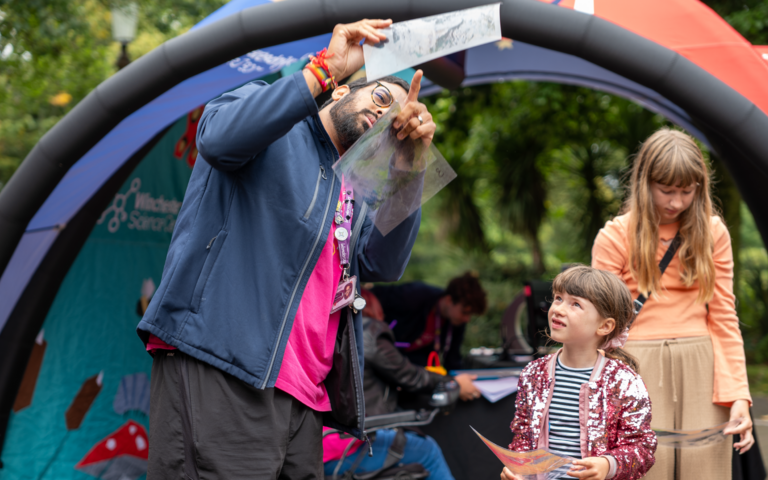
left=407, top=69, right=423, bottom=104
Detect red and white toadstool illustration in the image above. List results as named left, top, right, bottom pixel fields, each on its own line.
left=74, top=420, right=148, bottom=480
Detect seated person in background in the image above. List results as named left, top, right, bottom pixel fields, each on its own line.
left=371, top=272, right=487, bottom=372
left=323, top=290, right=477, bottom=479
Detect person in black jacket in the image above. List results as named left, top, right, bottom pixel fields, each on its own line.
left=324, top=290, right=475, bottom=479
left=371, top=272, right=488, bottom=375
left=362, top=310, right=480, bottom=415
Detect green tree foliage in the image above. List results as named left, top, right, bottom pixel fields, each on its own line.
left=406, top=0, right=768, bottom=354
left=703, top=0, right=768, bottom=45
left=0, top=0, right=227, bottom=190
left=1, top=0, right=766, bottom=359
left=415, top=80, right=767, bottom=356
left=739, top=204, right=768, bottom=362
left=424, top=82, right=665, bottom=265
left=410, top=83, right=668, bottom=349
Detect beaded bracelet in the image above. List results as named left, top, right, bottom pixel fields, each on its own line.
left=304, top=48, right=338, bottom=93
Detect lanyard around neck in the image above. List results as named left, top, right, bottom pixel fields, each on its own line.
left=334, top=181, right=354, bottom=280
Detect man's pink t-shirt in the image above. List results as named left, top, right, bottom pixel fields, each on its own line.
left=275, top=188, right=346, bottom=412
left=148, top=188, right=348, bottom=413
left=146, top=334, right=174, bottom=353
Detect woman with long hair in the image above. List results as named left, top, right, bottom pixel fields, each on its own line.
left=591, top=128, right=753, bottom=479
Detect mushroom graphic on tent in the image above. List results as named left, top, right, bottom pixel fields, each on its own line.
left=113, top=372, right=150, bottom=416
left=74, top=420, right=148, bottom=480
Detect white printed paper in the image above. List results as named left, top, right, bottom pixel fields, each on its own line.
left=655, top=419, right=740, bottom=448
left=472, top=427, right=575, bottom=478
left=363, top=4, right=502, bottom=81
left=474, top=377, right=519, bottom=403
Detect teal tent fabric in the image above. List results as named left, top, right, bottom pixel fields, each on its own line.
left=0, top=116, right=193, bottom=480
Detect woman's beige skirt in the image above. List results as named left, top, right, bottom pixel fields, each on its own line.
left=624, top=336, right=731, bottom=480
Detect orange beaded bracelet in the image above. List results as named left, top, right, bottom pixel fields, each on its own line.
left=304, top=48, right=338, bottom=93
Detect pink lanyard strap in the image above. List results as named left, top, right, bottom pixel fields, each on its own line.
left=334, top=180, right=354, bottom=280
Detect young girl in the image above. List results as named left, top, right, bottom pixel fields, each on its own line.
left=592, top=128, right=752, bottom=480
left=502, top=266, right=656, bottom=480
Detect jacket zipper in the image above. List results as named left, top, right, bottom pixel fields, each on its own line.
left=302, top=165, right=326, bottom=220
left=345, top=308, right=366, bottom=432
left=262, top=125, right=337, bottom=388
left=349, top=202, right=367, bottom=253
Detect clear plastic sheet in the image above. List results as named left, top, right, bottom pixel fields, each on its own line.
left=362, top=4, right=502, bottom=81
left=332, top=102, right=456, bottom=236
left=471, top=427, right=575, bottom=479
left=654, top=419, right=740, bottom=448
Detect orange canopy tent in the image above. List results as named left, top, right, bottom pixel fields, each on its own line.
left=546, top=0, right=768, bottom=115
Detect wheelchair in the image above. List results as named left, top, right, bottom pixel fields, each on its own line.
left=323, top=380, right=460, bottom=480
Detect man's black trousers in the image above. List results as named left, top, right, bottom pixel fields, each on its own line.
left=148, top=351, right=323, bottom=479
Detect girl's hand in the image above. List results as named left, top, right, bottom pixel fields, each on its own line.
left=567, top=457, right=610, bottom=479
left=500, top=467, right=523, bottom=480
left=724, top=399, right=754, bottom=454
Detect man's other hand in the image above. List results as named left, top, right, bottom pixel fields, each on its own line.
left=393, top=70, right=435, bottom=148
left=327, top=19, right=392, bottom=80
left=455, top=373, right=481, bottom=401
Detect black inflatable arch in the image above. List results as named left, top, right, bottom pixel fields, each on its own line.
left=2, top=0, right=768, bottom=457
left=2, top=0, right=768, bottom=274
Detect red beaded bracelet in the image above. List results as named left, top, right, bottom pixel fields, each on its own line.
left=304, top=48, right=338, bottom=93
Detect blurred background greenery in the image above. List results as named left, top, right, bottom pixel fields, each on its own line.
left=1, top=1, right=767, bottom=372
left=414, top=82, right=768, bottom=363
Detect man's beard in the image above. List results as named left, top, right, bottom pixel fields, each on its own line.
left=330, top=93, right=375, bottom=152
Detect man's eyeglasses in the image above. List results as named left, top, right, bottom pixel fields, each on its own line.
left=371, top=81, right=394, bottom=108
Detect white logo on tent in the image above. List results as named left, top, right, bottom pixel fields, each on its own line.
left=97, top=178, right=182, bottom=234
left=229, top=50, right=299, bottom=74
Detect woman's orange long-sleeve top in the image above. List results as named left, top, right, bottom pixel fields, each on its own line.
left=591, top=213, right=751, bottom=406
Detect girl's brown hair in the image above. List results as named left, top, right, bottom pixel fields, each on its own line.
left=624, top=128, right=716, bottom=303
left=552, top=265, right=638, bottom=371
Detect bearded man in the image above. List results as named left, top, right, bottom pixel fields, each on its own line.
left=136, top=19, right=436, bottom=479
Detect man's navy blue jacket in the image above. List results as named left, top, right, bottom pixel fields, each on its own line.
left=137, top=71, right=421, bottom=438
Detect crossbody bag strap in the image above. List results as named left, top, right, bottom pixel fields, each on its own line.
left=633, top=231, right=682, bottom=315
left=353, top=428, right=407, bottom=480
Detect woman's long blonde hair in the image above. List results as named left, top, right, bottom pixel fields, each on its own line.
left=624, top=128, right=716, bottom=303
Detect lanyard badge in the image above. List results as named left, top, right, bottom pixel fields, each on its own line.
left=330, top=184, right=367, bottom=314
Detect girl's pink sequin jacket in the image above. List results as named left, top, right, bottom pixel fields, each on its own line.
left=509, top=351, right=656, bottom=480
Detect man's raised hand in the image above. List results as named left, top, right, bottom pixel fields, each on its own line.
left=393, top=70, right=436, bottom=148
left=326, top=19, right=392, bottom=80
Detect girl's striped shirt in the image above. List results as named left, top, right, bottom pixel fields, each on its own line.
left=548, top=357, right=593, bottom=460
